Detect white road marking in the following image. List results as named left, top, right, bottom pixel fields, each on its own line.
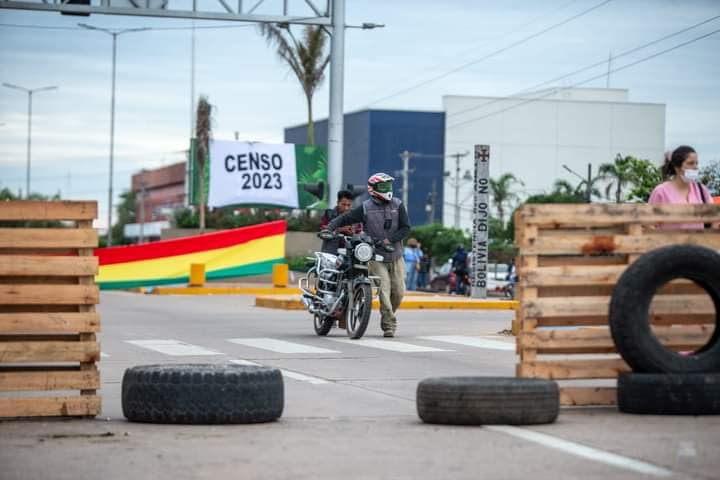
left=126, top=339, right=222, bottom=356
left=329, top=338, right=450, bottom=353
left=487, top=426, right=674, bottom=477
left=419, top=335, right=514, bottom=351
left=229, top=359, right=329, bottom=385
left=226, top=338, right=339, bottom=354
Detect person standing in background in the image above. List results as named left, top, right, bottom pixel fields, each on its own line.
left=403, top=238, right=420, bottom=291
left=417, top=243, right=431, bottom=290
left=649, top=146, right=716, bottom=229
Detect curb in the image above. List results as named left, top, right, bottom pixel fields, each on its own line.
left=150, top=287, right=302, bottom=296
left=254, top=294, right=519, bottom=311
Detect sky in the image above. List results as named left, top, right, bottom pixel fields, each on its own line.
left=1, top=0, right=719, bottom=229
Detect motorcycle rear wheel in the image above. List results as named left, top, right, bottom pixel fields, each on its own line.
left=346, top=284, right=372, bottom=340
left=313, top=314, right=334, bottom=336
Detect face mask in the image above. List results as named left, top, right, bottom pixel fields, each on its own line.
left=682, top=168, right=699, bottom=183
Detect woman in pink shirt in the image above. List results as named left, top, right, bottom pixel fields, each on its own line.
left=648, top=145, right=714, bottom=229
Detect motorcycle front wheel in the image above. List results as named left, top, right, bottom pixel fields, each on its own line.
left=313, top=314, right=334, bottom=336
left=346, top=283, right=372, bottom=340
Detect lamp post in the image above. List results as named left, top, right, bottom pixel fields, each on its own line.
left=79, top=23, right=150, bottom=246
left=2, top=83, right=58, bottom=198
left=563, top=163, right=593, bottom=203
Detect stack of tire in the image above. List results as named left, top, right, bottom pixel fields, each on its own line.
left=609, top=245, right=720, bottom=415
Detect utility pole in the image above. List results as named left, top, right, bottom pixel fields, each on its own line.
left=426, top=178, right=437, bottom=223
left=327, top=0, right=346, bottom=201
left=606, top=52, right=612, bottom=88
left=138, top=174, right=147, bottom=244
left=448, top=151, right=470, bottom=228
left=586, top=163, right=592, bottom=203
left=399, top=150, right=419, bottom=206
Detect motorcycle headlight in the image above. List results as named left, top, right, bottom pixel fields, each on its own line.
left=354, top=243, right=373, bottom=262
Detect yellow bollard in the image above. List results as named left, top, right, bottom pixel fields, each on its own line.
left=272, top=263, right=289, bottom=288
left=189, top=263, right=206, bottom=287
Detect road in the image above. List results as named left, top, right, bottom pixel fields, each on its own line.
left=1, top=292, right=718, bottom=480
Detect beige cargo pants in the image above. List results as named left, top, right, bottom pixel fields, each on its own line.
left=369, top=257, right=405, bottom=333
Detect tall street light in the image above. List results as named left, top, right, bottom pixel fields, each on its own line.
left=79, top=23, right=150, bottom=246
left=2, top=83, right=58, bottom=198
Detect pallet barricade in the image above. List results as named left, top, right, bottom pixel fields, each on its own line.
left=0, top=201, right=101, bottom=417
left=514, top=203, right=720, bottom=406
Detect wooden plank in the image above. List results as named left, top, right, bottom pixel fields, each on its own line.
left=520, top=325, right=713, bottom=353
left=0, top=395, right=101, bottom=417
left=0, top=228, right=97, bottom=249
left=0, top=367, right=99, bottom=392
left=519, top=203, right=720, bottom=227
left=538, top=255, right=627, bottom=267
left=524, top=294, right=714, bottom=318
left=0, top=285, right=99, bottom=305
left=0, top=201, right=97, bottom=221
left=0, top=341, right=100, bottom=362
left=520, top=232, right=720, bottom=255
left=536, top=313, right=715, bottom=327
left=560, top=387, right=616, bottom=406
left=518, top=358, right=630, bottom=380
left=0, top=256, right=98, bottom=276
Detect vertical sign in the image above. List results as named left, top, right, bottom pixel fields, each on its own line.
left=471, top=144, right=490, bottom=298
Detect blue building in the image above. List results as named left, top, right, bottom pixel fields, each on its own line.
left=284, top=109, right=445, bottom=226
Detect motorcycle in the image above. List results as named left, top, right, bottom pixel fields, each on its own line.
left=299, top=231, right=392, bottom=339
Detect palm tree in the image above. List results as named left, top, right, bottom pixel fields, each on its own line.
left=195, top=95, right=213, bottom=231
left=260, top=24, right=330, bottom=145
left=600, top=154, right=634, bottom=203
left=552, top=179, right=575, bottom=196
left=489, top=173, right=525, bottom=226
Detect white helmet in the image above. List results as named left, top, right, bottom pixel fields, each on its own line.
left=367, top=172, right=394, bottom=202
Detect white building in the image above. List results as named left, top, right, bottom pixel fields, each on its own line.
left=442, top=88, right=666, bottom=230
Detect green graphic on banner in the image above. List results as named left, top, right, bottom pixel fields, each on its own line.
left=190, top=141, right=328, bottom=209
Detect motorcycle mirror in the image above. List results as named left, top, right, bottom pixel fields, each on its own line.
left=303, top=181, right=326, bottom=200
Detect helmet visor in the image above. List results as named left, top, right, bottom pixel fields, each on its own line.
left=374, top=181, right=393, bottom=193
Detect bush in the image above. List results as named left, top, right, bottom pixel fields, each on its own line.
left=286, top=255, right=312, bottom=272
left=172, top=207, right=322, bottom=232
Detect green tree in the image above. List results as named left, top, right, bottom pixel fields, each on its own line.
left=700, top=160, right=720, bottom=196
left=489, top=173, right=524, bottom=226
left=623, top=156, right=663, bottom=202
left=600, top=154, right=635, bottom=203
left=109, top=190, right=137, bottom=245
left=409, top=223, right=470, bottom=264
left=551, top=179, right=575, bottom=196
left=260, top=24, right=329, bottom=145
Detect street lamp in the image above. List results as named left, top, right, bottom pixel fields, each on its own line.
left=79, top=23, right=150, bottom=246
left=2, top=83, right=58, bottom=198
left=562, top=163, right=593, bottom=203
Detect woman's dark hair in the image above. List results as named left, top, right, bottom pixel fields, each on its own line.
left=662, top=145, right=696, bottom=179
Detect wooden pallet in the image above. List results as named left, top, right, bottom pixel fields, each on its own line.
left=514, top=203, right=720, bottom=406
left=0, top=201, right=101, bottom=418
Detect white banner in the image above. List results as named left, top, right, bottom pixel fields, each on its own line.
left=208, top=140, right=299, bottom=208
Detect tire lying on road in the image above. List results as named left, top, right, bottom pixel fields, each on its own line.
left=618, top=373, right=720, bottom=415
left=122, top=364, right=284, bottom=424
left=609, top=244, right=720, bottom=373
left=417, top=377, right=559, bottom=425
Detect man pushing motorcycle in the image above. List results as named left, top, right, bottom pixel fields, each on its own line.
left=322, top=173, right=411, bottom=337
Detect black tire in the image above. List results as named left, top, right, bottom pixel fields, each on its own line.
left=417, top=377, right=559, bottom=425
left=346, top=283, right=372, bottom=339
left=313, top=314, right=333, bottom=336
left=618, top=373, right=720, bottom=415
left=122, top=364, right=284, bottom=424
left=609, top=244, right=720, bottom=373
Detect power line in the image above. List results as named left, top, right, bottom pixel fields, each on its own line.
left=363, top=0, right=613, bottom=108
left=447, top=13, right=720, bottom=119
left=447, top=27, right=720, bottom=130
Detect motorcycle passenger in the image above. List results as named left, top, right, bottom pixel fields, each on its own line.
left=451, top=245, right=468, bottom=295
left=325, top=173, right=411, bottom=337
left=319, top=189, right=361, bottom=254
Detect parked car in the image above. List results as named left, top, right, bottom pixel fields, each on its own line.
left=428, top=261, right=509, bottom=296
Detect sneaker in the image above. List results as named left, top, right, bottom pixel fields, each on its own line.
left=383, top=330, right=395, bottom=338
